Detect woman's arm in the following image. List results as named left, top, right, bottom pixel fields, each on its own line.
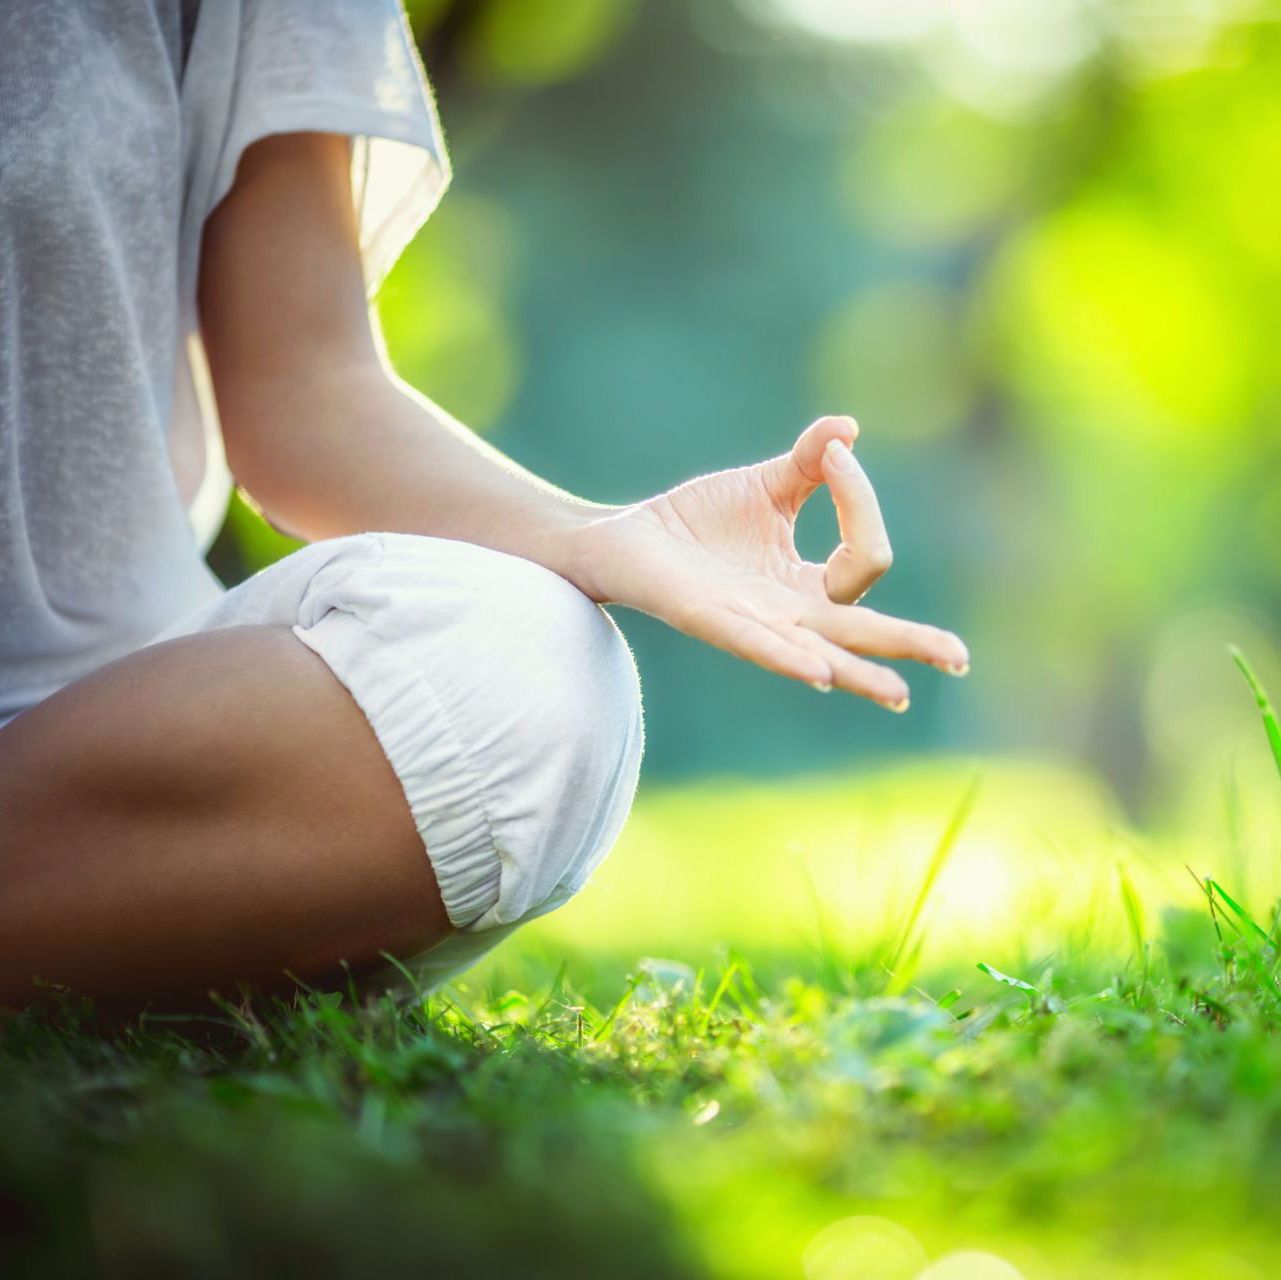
left=200, top=132, right=603, bottom=582
left=200, top=132, right=967, bottom=709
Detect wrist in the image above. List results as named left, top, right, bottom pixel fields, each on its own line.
left=563, top=504, right=630, bottom=604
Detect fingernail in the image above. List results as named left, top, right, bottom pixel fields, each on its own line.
left=947, top=662, right=970, bottom=677
left=810, top=679, right=833, bottom=693
left=883, top=695, right=909, bottom=713
left=824, top=437, right=856, bottom=473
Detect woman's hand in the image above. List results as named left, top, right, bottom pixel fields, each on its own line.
left=202, top=139, right=960, bottom=708
left=572, top=416, right=968, bottom=711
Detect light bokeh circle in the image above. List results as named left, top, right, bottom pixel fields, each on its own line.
left=802, top=1215, right=929, bottom=1280
left=916, top=1251, right=1024, bottom=1280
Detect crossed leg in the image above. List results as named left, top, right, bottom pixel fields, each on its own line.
left=0, top=625, right=450, bottom=1011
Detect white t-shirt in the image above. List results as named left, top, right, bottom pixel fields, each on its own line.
left=0, top=0, right=449, bottom=723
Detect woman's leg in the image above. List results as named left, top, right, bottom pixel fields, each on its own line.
left=0, top=625, right=450, bottom=1009
left=1, top=532, right=645, bottom=1012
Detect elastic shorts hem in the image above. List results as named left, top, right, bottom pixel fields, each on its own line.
left=294, top=607, right=502, bottom=930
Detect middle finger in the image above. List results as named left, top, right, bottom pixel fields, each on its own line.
left=801, top=603, right=969, bottom=674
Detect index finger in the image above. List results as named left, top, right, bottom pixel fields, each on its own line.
left=820, top=438, right=893, bottom=604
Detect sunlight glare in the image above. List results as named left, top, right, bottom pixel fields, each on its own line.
left=803, top=1215, right=928, bottom=1280
left=916, top=1253, right=1024, bottom=1280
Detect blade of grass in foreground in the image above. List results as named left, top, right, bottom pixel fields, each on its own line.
left=1205, top=878, right=1272, bottom=946
left=1229, top=644, right=1281, bottom=787
left=1117, top=863, right=1150, bottom=1001
left=884, top=773, right=982, bottom=995
left=696, top=963, right=739, bottom=1036
left=1194, top=872, right=1281, bottom=1000
left=976, top=961, right=1038, bottom=994
left=591, top=971, right=645, bottom=1043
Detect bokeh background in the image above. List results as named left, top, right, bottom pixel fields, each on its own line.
left=215, top=0, right=1281, bottom=829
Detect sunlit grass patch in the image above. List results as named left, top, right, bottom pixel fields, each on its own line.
left=477, top=747, right=1281, bottom=1000
left=9, top=895, right=1281, bottom=1279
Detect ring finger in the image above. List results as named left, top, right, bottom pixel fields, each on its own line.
left=801, top=603, right=968, bottom=674
left=788, top=625, right=911, bottom=711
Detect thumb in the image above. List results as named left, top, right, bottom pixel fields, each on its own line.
left=821, top=437, right=893, bottom=604
left=761, top=415, right=858, bottom=516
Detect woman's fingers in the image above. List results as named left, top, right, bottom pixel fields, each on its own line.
left=697, top=609, right=834, bottom=689
left=803, top=602, right=969, bottom=674
left=821, top=438, right=893, bottom=604
left=790, top=628, right=911, bottom=711
left=715, top=609, right=909, bottom=709
left=760, top=416, right=858, bottom=516
left=695, top=601, right=961, bottom=712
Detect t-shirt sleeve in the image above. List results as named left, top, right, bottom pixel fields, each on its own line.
left=182, top=0, right=450, bottom=294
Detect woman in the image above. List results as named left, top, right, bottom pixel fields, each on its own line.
left=0, top=0, right=968, bottom=1009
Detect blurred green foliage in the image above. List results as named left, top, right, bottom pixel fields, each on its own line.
left=216, top=0, right=1281, bottom=811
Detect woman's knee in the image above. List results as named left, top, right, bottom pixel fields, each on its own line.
left=462, top=555, right=644, bottom=928
left=292, top=534, right=644, bottom=936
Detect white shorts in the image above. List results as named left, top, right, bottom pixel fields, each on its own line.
left=150, top=533, right=645, bottom=987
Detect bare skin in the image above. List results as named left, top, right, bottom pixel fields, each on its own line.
left=0, top=132, right=968, bottom=1011
left=0, top=628, right=448, bottom=1011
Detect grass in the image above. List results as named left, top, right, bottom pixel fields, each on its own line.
left=5, top=653, right=1281, bottom=1279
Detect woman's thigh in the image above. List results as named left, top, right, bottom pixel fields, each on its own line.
left=0, top=624, right=450, bottom=1011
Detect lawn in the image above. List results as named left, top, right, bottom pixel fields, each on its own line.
left=5, top=667, right=1281, bottom=1279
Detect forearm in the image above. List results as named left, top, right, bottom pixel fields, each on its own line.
left=197, top=133, right=965, bottom=708
left=222, top=359, right=617, bottom=595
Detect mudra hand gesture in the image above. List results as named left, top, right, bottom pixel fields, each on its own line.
left=576, top=415, right=969, bottom=711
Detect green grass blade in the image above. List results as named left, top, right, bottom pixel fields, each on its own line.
left=796, top=855, right=843, bottom=992
left=884, top=773, right=982, bottom=994
left=1229, top=645, right=1281, bottom=787
left=976, top=962, right=1039, bottom=994
left=1206, top=878, right=1272, bottom=945
left=1186, top=864, right=1226, bottom=954
left=1203, top=878, right=1281, bottom=1000
left=591, top=971, right=645, bottom=1043
left=529, top=961, right=570, bottom=1025
left=1117, top=863, right=1149, bottom=999
left=697, top=963, right=739, bottom=1036
left=377, top=951, right=425, bottom=1001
